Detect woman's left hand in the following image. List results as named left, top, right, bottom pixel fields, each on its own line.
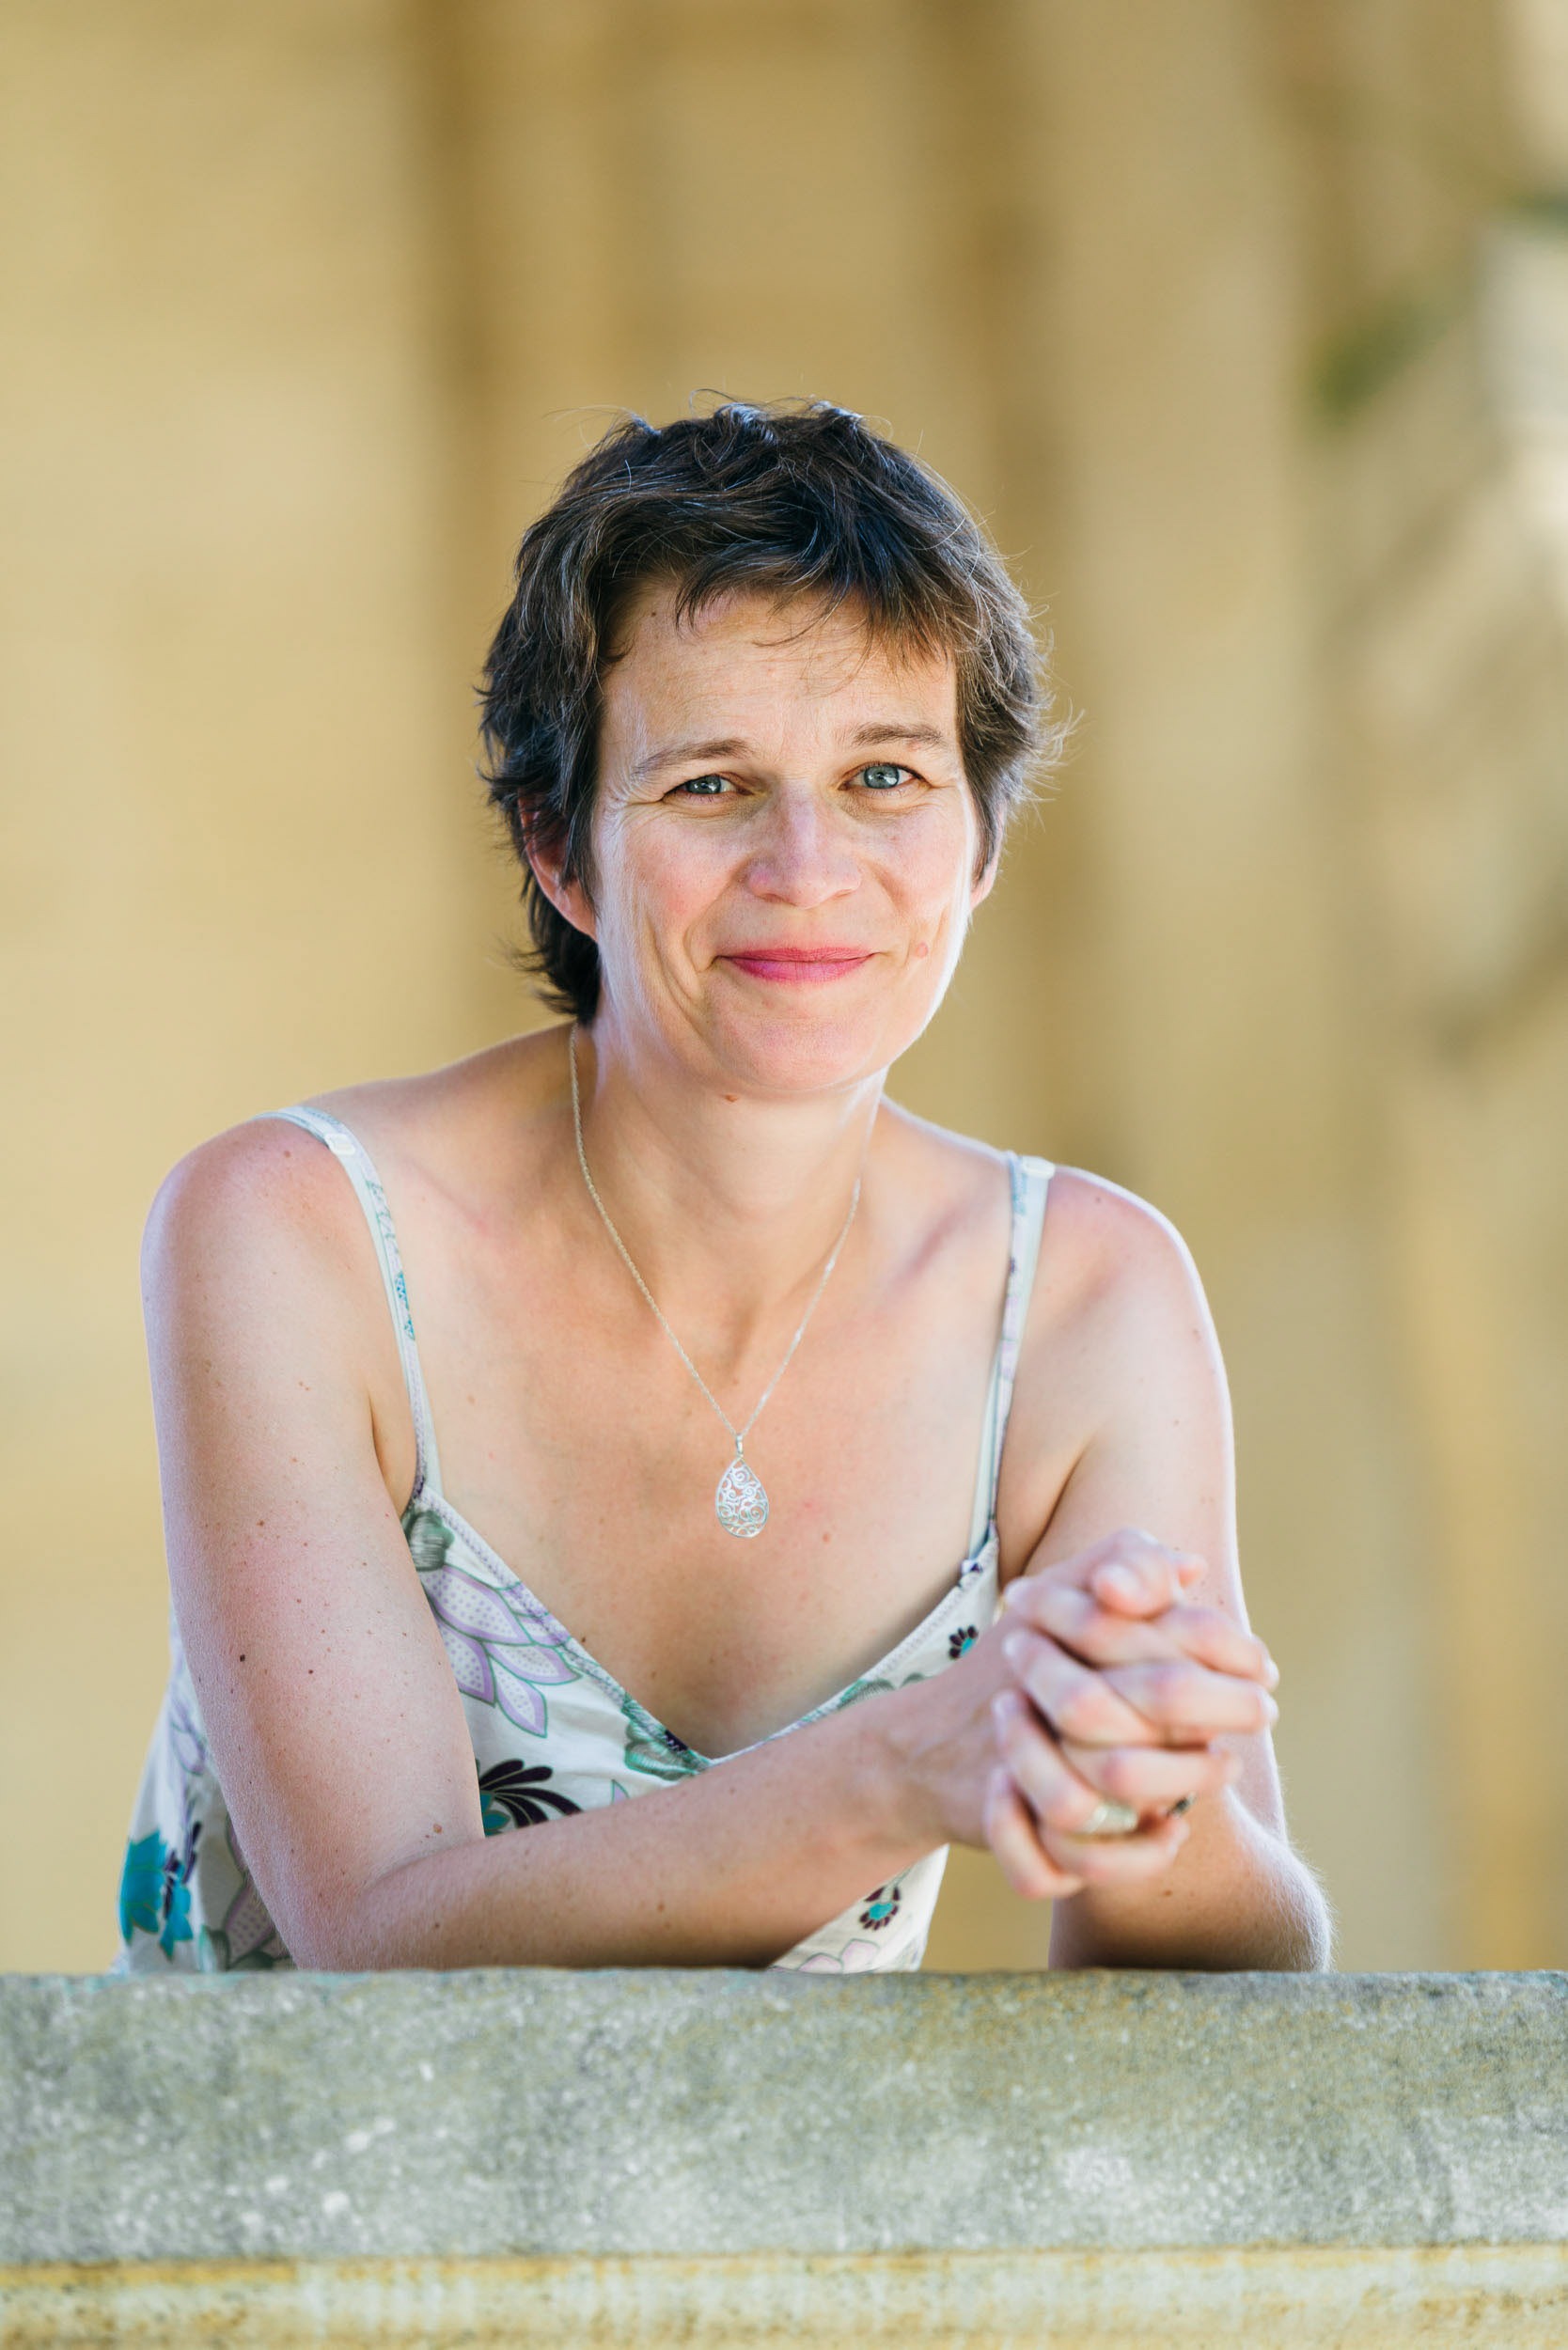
left=983, top=1529, right=1278, bottom=1899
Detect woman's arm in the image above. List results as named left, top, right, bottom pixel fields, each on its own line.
left=989, top=1175, right=1332, bottom=1971
left=146, top=1123, right=911, bottom=1967
left=148, top=1125, right=1201, bottom=1969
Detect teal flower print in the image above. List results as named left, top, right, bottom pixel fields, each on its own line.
left=118, top=1830, right=165, bottom=1940
left=858, top=1880, right=902, bottom=1933
left=162, top=1869, right=195, bottom=1957
left=118, top=1823, right=199, bottom=1959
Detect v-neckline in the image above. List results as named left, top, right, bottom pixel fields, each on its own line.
left=404, top=1481, right=998, bottom=1768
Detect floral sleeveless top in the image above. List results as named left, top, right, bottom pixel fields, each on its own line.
left=113, top=1111, right=1052, bottom=1978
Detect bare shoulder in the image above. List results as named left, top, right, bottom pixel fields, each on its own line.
left=996, top=1165, right=1231, bottom=1565
left=1036, top=1166, right=1210, bottom=1332
left=1027, top=1164, right=1224, bottom=1418
left=142, top=1108, right=422, bottom=1514
left=871, top=1109, right=1200, bottom=1313
left=144, top=1114, right=369, bottom=1300
left=874, top=1097, right=1013, bottom=1252
left=305, top=1028, right=564, bottom=1208
left=147, top=1028, right=554, bottom=1276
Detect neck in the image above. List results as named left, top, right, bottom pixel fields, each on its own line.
left=565, top=1012, right=882, bottom=1358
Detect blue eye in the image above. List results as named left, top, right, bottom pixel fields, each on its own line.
left=858, top=763, right=909, bottom=791
left=674, top=775, right=729, bottom=797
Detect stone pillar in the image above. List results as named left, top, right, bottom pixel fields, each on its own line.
left=1296, top=0, right=1568, bottom=1964
left=974, top=0, right=1446, bottom=1964
left=0, top=0, right=492, bottom=1970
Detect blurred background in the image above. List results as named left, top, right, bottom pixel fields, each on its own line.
left=4, top=0, right=1567, bottom=1975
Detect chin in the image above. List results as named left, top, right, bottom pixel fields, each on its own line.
left=693, top=987, right=935, bottom=1097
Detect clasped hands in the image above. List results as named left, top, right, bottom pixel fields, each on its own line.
left=981, top=1529, right=1278, bottom=1902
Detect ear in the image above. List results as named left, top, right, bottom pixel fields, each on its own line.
left=969, top=849, right=999, bottom=914
left=525, top=825, right=599, bottom=943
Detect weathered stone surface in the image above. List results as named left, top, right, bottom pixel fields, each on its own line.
left=1, top=1971, right=1565, bottom=2267
left=6, top=2247, right=1568, bottom=2349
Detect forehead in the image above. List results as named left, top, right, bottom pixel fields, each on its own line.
left=600, top=582, right=960, bottom=743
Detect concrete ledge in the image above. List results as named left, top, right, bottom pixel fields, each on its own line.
left=4, top=2248, right=1568, bottom=2349
left=3, top=1970, right=1566, bottom=2343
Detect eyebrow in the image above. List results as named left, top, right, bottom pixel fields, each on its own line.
left=627, top=737, right=750, bottom=783
left=629, top=722, right=955, bottom=783
left=845, top=722, right=955, bottom=753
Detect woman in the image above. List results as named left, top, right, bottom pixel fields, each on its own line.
left=117, top=402, right=1328, bottom=1976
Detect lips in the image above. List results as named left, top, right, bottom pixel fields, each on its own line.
left=719, top=947, right=875, bottom=984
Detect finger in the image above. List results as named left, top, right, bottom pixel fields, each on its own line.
left=1002, top=1627, right=1161, bottom=1747
left=1024, top=1584, right=1278, bottom=1686
left=1156, top=1604, right=1278, bottom=1688
left=1041, top=1806, right=1191, bottom=1886
left=1003, top=1528, right=1206, bottom=1622
left=1100, top=1551, right=1194, bottom=1626
left=984, top=1767, right=1086, bottom=1902
left=1059, top=1736, right=1240, bottom=1814
left=992, top=1690, right=1109, bottom=1836
left=1103, top=1658, right=1280, bottom=1740
left=1083, top=1526, right=1203, bottom=1609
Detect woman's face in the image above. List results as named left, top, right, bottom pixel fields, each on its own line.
left=551, top=583, right=993, bottom=1097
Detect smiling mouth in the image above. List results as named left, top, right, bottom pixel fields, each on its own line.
left=719, top=948, right=876, bottom=985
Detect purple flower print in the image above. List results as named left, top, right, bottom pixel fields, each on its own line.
left=416, top=1548, right=579, bottom=1738
left=794, top=1939, right=885, bottom=1974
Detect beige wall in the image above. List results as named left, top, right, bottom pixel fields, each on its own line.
left=3, top=0, right=1564, bottom=1972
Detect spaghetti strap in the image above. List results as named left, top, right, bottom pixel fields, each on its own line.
left=964, top=1152, right=1054, bottom=1557
left=118, top=1122, right=1058, bottom=1980
left=258, top=1107, right=444, bottom=1502
left=258, top=1107, right=1042, bottom=1556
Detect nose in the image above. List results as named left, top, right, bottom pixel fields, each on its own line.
left=742, top=791, right=862, bottom=909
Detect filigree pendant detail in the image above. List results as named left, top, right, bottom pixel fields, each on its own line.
left=715, top=1450, right=769, bottom=1539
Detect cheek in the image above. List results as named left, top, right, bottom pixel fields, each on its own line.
left=597, top=817, right=729, bottom=952
left=887, top=811, right=980, bottom=928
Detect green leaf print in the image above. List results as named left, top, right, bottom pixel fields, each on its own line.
left=838, top=1668, right=928, bottom=1710
left=620, top=1696, right=705, bottom=1782
left=402, top=1502, right=453, bottom=1575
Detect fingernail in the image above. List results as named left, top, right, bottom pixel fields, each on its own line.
left=1002, top=1579, right=1031, bottom=1610
left=1263, top=1655, right=1280, bottom=1690
left=1262, top=1694, right=1279, bottom=1724
left=1099, top=1564, right=1139, bottom=1603
left=1002, top=1630, right=1032, bottom=1669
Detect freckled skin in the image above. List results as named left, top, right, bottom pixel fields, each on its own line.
left=143, top=582, right=1325, bottom=1973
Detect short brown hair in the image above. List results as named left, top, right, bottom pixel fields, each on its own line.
left=479, top=400, right=1055, bottom=1020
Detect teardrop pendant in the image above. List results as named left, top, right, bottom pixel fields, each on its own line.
left=715, top=1448, right=769, bottom=1540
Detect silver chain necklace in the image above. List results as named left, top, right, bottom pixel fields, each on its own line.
left=569, top=1023, right=861, bottom=1539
